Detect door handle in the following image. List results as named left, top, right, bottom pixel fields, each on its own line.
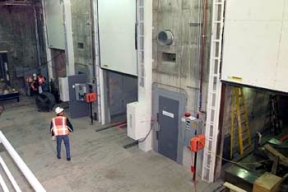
left=156, top=131, right=159, bottom=140
left=135, top=23, right=138, bottom=50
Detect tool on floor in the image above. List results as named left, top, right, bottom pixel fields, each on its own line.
left=95, top=121, right=127, bottom=132
left=190, top=135, right=205, bottom=182
left=230, top=87, right=252, bottom=158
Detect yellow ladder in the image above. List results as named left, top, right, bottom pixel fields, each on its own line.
left=230, top=87, right=252, bottom=158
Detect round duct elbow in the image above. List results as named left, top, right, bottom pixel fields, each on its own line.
left=157, top=30, right=174, bottom=46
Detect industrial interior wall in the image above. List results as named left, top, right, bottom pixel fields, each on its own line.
left=152, top=0, right=212, bottom=168
left=70, top=0, right=93, bottom=82
left=0, top=5, right=46, bottom=88
left=70, top=0, right=138, bottom=119
left=107, top=71, right=138, bottom=118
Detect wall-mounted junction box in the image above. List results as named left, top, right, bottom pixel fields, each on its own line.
left=75, top=83, right=87, bottom=101
left=127, top=102, right=147, bottom=140
left=180, top=116, right=203, bottom=147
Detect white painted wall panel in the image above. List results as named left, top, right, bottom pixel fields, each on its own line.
left=44, top=0, right=65, bottom=50
left=285, top=1, right=288, bottom=21
left=225, top=0, right=285, bottom=21
left=221, top=0, right=288, bottom=92
left=222, top=21, right=281, bottom=88
left=98, top=0, right=137, bottom=76
left=275, top=21, right=288, bottom=91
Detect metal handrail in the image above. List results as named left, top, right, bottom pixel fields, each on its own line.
left=0, top=131, right=46, bottom=192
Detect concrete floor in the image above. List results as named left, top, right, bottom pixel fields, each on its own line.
left=0, top=96, right=223, bottom=192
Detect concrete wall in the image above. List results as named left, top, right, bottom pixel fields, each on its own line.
left=0, top=5, right=45, bottom=88
left=71, top=0, right=94, bottom=82
left=70, top=0, right=138, bottom=120
left=153, top=0, right=211, bottom=115
left=152, top=0, right=212, bottom=168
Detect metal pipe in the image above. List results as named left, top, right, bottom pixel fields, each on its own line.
left=199, top=0, right=208, bottom=113
left=194, top=0, right=203, bottom=114
left=0, top=156, right=21, bottom=192
left=90, top=0, right=96, bottom=82
left=33, top=6, right=41, bottom=66
left=0, top=173, right=9, bottom=192
left=0, top=131, right=46, bottom=192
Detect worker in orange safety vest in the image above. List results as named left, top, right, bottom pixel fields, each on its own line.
left=50, top=107, right=74, bottom=161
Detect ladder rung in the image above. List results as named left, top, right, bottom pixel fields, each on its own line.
left=204, top=165, right=211, bottom=169
left=214, top=21, right=222, bottom=24
left=243, top=145, right=251, bottom=150
left=213, top=39, right=221, bottom=43
left=242, top=135, right=248, bottom=141
left=209, top=90, right=217, bottom=95
left=241, top=120, right=246, bottom=124
left=241, top=128, right=248, bottom=133
left=211, top=74, right=219, bottom=78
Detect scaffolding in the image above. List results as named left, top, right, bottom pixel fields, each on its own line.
left=201, top=0, right=225, bottom=182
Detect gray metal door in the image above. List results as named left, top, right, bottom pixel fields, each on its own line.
left=158, top=96, right=179, bottom=161
left=68, top=74, right=89, bottom=118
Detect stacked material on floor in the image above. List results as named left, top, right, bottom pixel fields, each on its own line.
left=253, top=172, right=282, bottom=192
left=0, top=80, right=19, bottom=102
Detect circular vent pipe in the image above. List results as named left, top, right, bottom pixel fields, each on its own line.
left=157, top=30, right=174, bottom=46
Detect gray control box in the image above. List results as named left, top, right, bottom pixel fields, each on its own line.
left=75, top=83, right=87, bottom=101
left=180, top=116, right=203, bottom=147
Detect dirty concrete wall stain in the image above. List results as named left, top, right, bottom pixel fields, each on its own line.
left=0, top=5, right=46, bottom=88
left=153, top=0, right=212, bottom=115
left=71, top=0, right=93, bottom=82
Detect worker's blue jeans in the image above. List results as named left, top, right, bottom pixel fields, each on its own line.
left=56, top=135, right=70, bottom=159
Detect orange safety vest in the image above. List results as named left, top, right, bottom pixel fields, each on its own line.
left=51, top=116, right=69, bottom=136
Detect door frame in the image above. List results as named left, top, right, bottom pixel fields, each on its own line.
left=152, top=87, right=187, bottom=164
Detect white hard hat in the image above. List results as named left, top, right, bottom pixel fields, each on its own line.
left=55, top=107, right=64, bottom=114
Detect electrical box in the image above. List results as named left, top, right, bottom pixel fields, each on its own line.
left=180, top=116, right=203, bottom=147
left=75, top=83, right=87, bottom=101
left=59, top=77, right=69, bottom=102
left=85, top=92, right=97, bottom=103
left=190, top=135, right=205, bottom=152
left=127, top=102, right=147, bottom=140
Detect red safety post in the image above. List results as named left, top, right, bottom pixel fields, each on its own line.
left=85, top=92, right=97, bottom=125
left=190, top=135, right=206, bottom=182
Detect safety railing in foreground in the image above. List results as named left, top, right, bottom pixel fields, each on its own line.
left=0, top=131, right=46, bottom=192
